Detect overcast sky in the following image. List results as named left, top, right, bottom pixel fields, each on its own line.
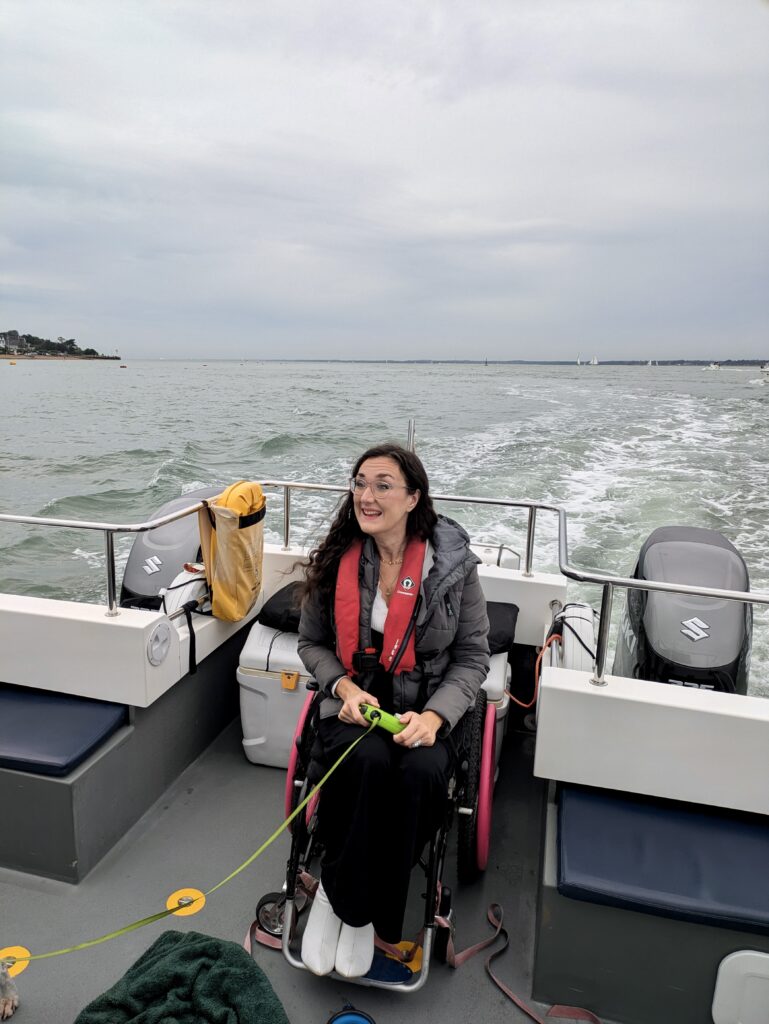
left=2, top=0, right=768, bottom=360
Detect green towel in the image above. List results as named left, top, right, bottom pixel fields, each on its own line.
left=74, top=930, right=290, bottom=1024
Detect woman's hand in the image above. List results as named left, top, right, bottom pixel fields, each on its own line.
left=393, top=710, right=443, bottom=749
left=335, top=677, right=380, bottom=727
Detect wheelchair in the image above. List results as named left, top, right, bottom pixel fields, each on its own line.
left=254, top=680, right=498, bottom=992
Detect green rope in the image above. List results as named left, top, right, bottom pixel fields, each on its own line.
left=2, top=720, right=376, bottom=969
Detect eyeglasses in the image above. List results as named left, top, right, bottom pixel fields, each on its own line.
left=349, top=476, right=410, bottom=497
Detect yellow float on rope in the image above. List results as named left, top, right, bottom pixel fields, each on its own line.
left=0, top=946, right=31, bottom=977
left=386, top=941, right=423, bottom=973
left=166, top=888, right=206, bottom=917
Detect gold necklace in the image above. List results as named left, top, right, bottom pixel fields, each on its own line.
left=379, top=560, right=401, bottom=598
left=379, top=547, right=405, bottom=566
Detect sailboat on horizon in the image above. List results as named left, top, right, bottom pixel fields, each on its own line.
left=589, top=355, right=599, bottom=366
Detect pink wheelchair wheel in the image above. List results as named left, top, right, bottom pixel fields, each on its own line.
left=284, top=691, right=315, bottom=830
left=475, top=702, right=496, bottom=871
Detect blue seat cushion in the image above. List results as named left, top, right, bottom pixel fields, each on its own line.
left=0, top=685, right=128, bottom=777
left=557, top=784, right=769, bottom=934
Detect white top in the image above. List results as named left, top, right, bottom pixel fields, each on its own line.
left=371, top=588, right=388, bottom=633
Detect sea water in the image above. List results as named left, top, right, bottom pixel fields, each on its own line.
left=1, top=359, right=767, bottom=694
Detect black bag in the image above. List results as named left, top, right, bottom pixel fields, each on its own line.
left=487, top=601, right=519, bottom=657
left=257, top=581, right=303, bottom=633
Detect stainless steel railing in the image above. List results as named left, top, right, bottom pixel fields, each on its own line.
left=0, top=503, right=212, bottom=617
left=2, top=485, right=768, bottom=686
left=0, top=485, right=543, bottom=613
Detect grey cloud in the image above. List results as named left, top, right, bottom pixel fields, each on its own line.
left=1, top=0, right=768, bottom=359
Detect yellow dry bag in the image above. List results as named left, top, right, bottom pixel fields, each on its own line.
left=198, top=481, right=266, bottom=622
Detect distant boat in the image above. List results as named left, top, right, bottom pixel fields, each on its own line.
left=9, top=360, right=16, bottom=366
left=576, top=354, right=581, bottom=366
left=120, top=365, right=127, bottom=369
left=705, top=362, right=721, bottom=370
left=589, top=355, right=599, bottom=366
left=760, top=363, right=769, bottom=375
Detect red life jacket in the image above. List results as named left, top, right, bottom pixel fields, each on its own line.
left=335, top=536, right=426, bottom=677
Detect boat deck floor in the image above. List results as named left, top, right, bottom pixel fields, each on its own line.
left=0, top=720, right=605, bottom=1024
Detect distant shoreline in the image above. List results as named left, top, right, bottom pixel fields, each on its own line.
left=2, top=355, right=765, bottom=366
left=0, top=355, right=121, bottom=361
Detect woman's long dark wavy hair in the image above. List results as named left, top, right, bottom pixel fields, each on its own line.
left=300, top=443, right=438, bottom=603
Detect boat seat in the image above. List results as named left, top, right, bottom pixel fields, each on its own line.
left=557, top=784, right=769, bottom=934
left=0, top=684, right=128, bottom=777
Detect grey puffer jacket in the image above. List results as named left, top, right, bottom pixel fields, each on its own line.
left=297, top=516, right=490, bottom=734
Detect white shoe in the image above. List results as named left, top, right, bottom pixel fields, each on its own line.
left=301, top=882, right=342, bottom=976
left=334, top=922, right=375, bottom=978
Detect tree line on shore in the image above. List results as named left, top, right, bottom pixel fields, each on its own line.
left=0, top=330, right=118, bottom=358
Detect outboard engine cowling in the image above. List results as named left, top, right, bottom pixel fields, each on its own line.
left=120, top=486, right=221, bottom=609
left=613, top=526, right=751, bottom=694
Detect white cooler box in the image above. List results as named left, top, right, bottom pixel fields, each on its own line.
left=237, top=622, right=311, bottom=768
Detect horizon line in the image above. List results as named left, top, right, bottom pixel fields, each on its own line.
left=121, top=357, right=768, bottom=366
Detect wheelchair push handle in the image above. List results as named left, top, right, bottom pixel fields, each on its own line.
left=359, top=703, right=406, bottom=734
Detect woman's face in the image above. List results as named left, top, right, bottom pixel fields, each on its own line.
left=352, top=456, right=420, bottom=544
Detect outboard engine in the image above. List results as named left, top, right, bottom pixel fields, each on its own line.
left=613, top=526, right=751, bottom=694
left=120, top=486, right=221, bottom=609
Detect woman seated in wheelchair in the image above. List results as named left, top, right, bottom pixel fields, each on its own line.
left=297, top=442, right=490, bottom=978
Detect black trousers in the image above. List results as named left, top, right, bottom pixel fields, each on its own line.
left=317, top=715, right=452, bottom=943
